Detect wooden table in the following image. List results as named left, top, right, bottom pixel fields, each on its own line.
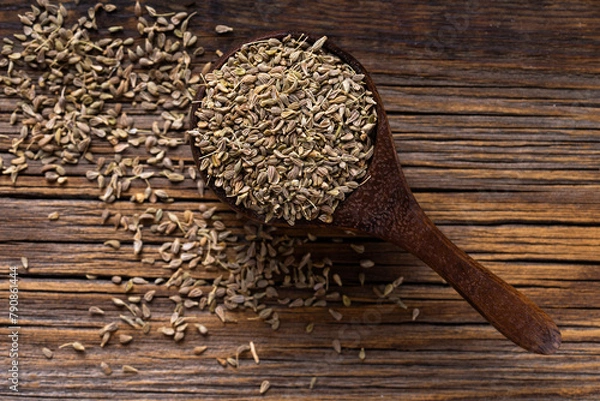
left=1, top=0, right=599, bottom=399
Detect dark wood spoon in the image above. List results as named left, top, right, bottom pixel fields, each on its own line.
left=190, top=32, right=561, bottom=354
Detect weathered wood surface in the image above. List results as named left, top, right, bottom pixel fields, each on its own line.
left=1, top=0, right=600, bottom=400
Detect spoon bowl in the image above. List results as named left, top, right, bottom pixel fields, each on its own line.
left=191, top=32, right=561, bottom=354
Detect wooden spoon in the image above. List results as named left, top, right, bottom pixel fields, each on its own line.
left=190, top=32, right=561, bottom=354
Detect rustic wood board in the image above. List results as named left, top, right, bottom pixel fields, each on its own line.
left=1, top=0, right=599, bottom=400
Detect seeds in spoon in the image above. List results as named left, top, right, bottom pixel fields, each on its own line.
left=190, top=34, right=377, bottom=225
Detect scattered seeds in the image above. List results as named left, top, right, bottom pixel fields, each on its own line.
left=112, top=298, right=127, bottom=307
left=0, top=3, right=415, bottom=389
left=195, top=323, right=208, bottom=335
left=350, top=244, right=365, bottom=254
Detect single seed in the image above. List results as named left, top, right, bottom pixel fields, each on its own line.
left=100, top=361, right=112, bottom=376
left=193, top=346, right=208, bottom=355
left=132, top=277, right=149, bottom=285
left=159, top=327, right=175, bottom=336
left=360, top=259, right=375, bottom=268
left=329, top=308, right=343, bottom=321
left=48, top=211, right=60, bottom=221
left=215, top=24, right=233, bottom=34
left=143, top=290, right=156, bottom=302
left=119, top=334, right=133, bottom=344
left=359, top=347, right=366, bottom=360
left=332, top=339, right=342, bottom=354
left=195, top=323, right=208, bottom=335
left=249, top=341, right=260, bottom=364
left=42, top=347, right=53, bottom=359
left=89, top=306, right=105, bottom=316
left=122, top=365, right=138, bottom=374
left=104, top=240, right=121, bottom=250
left=259, top=380, right=270, bottom=395
left=72, top=342, right=85, bottom=352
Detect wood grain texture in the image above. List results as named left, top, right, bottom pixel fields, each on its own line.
left=1, top=0, right=599, bottom=400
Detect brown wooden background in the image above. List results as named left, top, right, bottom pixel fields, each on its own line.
left=1, top=0, right=600, bottom=400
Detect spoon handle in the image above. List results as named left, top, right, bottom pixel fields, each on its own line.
left=380, top=200, right=561, bottom=354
